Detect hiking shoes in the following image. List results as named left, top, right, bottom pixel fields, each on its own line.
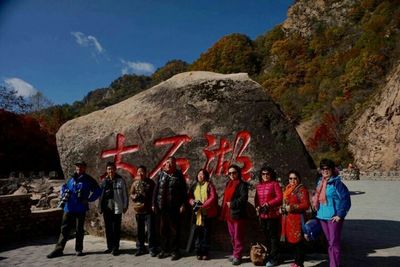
left=46, top=250, right=63, bottom=259
left=232, top=258, right=241, bottom=265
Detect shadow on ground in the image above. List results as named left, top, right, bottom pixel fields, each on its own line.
left=318, top=219, right=400, bottom=266
left=349, top=190, right=365, bottom=196
left=0, top=235, right=57, bottom=253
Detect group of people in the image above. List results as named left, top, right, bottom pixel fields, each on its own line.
left=251, top=159, right=351, bottom=267
left=46, top=157, right=351, bottom=267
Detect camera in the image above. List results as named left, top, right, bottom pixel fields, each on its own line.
left=193, top=200, right=203, bottom=214
left=280, top=205, right=289, bottom=215
left=259, top=205, right=269, bottom=214
left=57, top=188, right=71, bottom=208
left=76, top=188, right=83, bottom=201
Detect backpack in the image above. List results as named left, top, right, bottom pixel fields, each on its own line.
left=250, top=242, right=267, bottom=266
left=303, top=218, right=322, bottom=241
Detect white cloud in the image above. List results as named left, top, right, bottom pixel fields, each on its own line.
left=4, top=78, right=38, bottom=97
left=71, top=31, right=104, bottom=54
left=120, top=59, right=155, bottom=75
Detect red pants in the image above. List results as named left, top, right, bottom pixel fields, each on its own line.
left=227, top=219, right=246, bottom=259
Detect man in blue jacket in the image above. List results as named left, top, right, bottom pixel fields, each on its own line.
left=47, top=161, right=101, bottom=258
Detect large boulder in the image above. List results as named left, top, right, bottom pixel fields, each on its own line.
left=348, top=63, right=400, bottom=171
left=56, top=71, right=315, bottom=249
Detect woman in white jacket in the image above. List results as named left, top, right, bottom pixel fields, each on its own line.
left=98, top=162, right=129, bottom=256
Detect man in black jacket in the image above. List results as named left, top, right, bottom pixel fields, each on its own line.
left=152, top=156, right=187, bottom=261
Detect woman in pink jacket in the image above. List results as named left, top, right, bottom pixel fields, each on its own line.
left=254, top=166, right=283, bottom=267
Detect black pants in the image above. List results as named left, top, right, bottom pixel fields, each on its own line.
left=260, top=218, right=280, bottom=261
left=103, top=210, right=122, bottom=250
left=136, top=213, right=157, bottom=252
left=159, top=209, right=181, bottom=254
left=194, top=217, right=213, bottom=256
left=55, top=212, right=86, bottom=252
left=287, top=241, right=305, bottom=267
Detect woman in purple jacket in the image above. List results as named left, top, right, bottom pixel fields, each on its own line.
left=254, top=166, right=283, bottom=267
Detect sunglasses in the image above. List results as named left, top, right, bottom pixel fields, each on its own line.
left=261, top=172, right=270, bottom=176
left=288, top=177, right=298, bottom=180
left=228, top=171, right=238, bottom=175
left=321, top=167, right=331, bottom=171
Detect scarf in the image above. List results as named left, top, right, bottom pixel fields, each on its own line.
left=194, top=182, right=208, bottom=226
left=283, top=183, right=297, bottom=201
left=313, top=177, right=328, bottom=209
left=221, top=179, right=240, bottom=221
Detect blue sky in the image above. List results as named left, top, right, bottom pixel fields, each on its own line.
left=0, top=0, right=293, bottom=105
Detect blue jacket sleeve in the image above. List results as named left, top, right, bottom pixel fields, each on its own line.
left=88, top=177, right=101, bottom=202
left=335, top=180, right=351, bottom=218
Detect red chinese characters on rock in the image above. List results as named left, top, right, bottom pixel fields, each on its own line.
left=203, top=130, right=252, bottom=181
left=148, top=135, right=192, bottom=179
left=100, top=131, right=252, bottom=181
left=101, top=133, right=139, bottom=178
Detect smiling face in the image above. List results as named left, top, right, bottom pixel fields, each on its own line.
left=288, top=173, right=299, bottom=186
left=106, top=165, right=116, bottom=178
left=261, top=170, right=272, bottom=182
left=228, top=167, right=238, bottom=180
left=197, top=170, right=205, bottom=183
left=321, top=166, right=332, bottom=179
left=136, top=167, right=146, bottom=180
left=163, top=157, right=176, bottom=173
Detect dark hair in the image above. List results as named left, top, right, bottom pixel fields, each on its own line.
left=288, top=170, right=301, bottom=182
left=320, top=158, right=335, bottom=170
left=228, top=164, right=242, bottom=180
left=106, top=162, right=116, bottom=169
left=167, top=156, right=176, bottom=162
left=137, top=165, right=147, bottom=172
left=196, top=169, right=210, bottom=182
left=259, top=166, right=277, bottom=182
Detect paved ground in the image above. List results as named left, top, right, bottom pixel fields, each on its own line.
left=1, top=180, right=399, bottom=267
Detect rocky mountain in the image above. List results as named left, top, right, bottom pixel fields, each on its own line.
left=348, top=62, right=400, bottom=171
left=282, top=0, right=357, bottom=36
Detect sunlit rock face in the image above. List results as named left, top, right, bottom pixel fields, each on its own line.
left=56, top=71, right=315, bottom=248
left=349, top=63, right=400, bottom=171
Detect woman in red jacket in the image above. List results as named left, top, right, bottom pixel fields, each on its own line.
left=221, top=165, right=249, bottom=265
left=280, top=170, right=310, bottom=267
left=254, top=166, right=282, bottom=267
left=188, top=169, right=218, bottom=260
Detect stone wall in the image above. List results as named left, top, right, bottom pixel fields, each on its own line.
left=359, top=171, right=400, bottom=181
left=0, top=194, right=63, bottom=244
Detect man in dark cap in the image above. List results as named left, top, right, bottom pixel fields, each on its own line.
left=47, top=160, right=101, bottom=258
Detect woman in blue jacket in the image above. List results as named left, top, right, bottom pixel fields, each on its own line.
left=312, top=159, right=351, bottom=267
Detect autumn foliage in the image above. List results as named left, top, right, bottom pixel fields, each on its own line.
left=0, top=109, right=61, bottom=176
left=191, top=34, right=261, bottom=75
left=28, top=0, right=400, bottom=166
